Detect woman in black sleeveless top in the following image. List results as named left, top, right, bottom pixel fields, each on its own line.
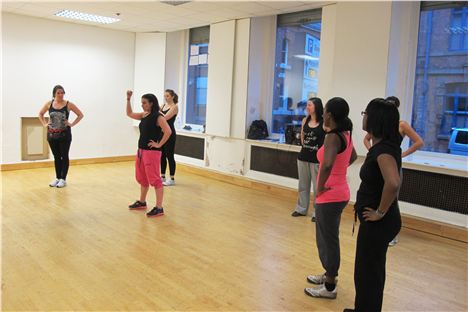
left=292, top=97, right=325, bottom=221
left=160, top=89, right=179, bottom=186
left=126, top=90, right=172, bottom=217
left=344, top=99, right=402, bottom=312
left=38, top=85, right=84, bottom=188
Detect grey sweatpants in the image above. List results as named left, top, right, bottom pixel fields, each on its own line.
left=315, top=201, right=348, bottom=278
left=295, top=160, right=319, bottom=215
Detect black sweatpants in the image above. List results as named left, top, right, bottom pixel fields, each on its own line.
left=354, top=206, right=401, bottom=312
left=48, top=134, right=72, bottom=180
left=161, top=134, right=176, bottom=176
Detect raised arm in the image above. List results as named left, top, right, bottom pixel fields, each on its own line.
left=161, top=105, right=179, bottom=121
left=38, top=101, right=51, bottom=127
left=67, top=102, right=84, bottom=127
left=363, top=154, right=400, bottom=222
left=400, top=121, right=424, bottom=158
left=126, top=90, right=144, bottom=120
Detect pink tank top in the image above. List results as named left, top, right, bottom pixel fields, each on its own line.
left=316, top=132, right=353, bottom=204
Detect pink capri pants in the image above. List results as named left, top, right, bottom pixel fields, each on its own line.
left=135, top=149, right=163, bottom=189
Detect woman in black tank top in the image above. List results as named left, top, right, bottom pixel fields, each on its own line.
left=38, top=85, right=84, bottom=188
left=292, top=98, right=325, bottom=221
left=126, top=90, right=172, bottom=218
left=160, top=89, right=179, bottom=186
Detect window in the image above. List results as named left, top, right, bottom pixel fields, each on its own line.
left=449, top=7, right=468, bottom=51
left=411, top=2, right=468, bottom=154
left=271, top=9, right=322, bottom=134
left=185, top=26, right=209, bottom=126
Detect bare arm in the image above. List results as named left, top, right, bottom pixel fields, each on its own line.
left=148, top=116, right=172, bottom=149
left=316, top=133, right=340, bottom=195
left=67, top=102, right=84, bottom=127
left=363, top=132, right=372, bottom=150
left=126, top=90, right=144, bottom=120
left=161, top=105, right=179, bottom=121
left=400, top=121, right=424, bottom=158
left=300, top=117, right=307, bottom=145
left=349, top=147, right=358, bottom=165
left=362, top=154, right=400, bottom=222
left=38, top=101, right=51, bottom=127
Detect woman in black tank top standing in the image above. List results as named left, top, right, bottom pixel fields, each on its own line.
left=126, top=90, right=172, bottom=217
left=292, top=97, right=325, bottom=221
left=38, top=85, right=84, bottom=188
left=160, top=89, right=179, bottom=186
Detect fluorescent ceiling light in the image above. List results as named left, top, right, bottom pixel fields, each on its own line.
left=294, top=54, right=319, bottom=61
left=55, top=10, right=120, bottom=24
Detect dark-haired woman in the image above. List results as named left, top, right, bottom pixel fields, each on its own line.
left=160, top=89, right=179, bottom=186
left=343, top=99, right=402, bottom=312
left=305, top=97, right=357, bottom=299
left=292, top=98, right=325, bottom=222
left=363, top=96, right=423, bottom=246
left=38, top=85, right=84, bottom=188
left=126, top=90, right=172, bottom=217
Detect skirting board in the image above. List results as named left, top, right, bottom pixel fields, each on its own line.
left=1, top=157, right=466, bottom=243
left=0, top=155, right=135, bottom=171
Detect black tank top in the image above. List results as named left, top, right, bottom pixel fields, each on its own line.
left=138, top=112, right=163, bottom=150
left=298, top=117, right=325, bottom=163
left=48, top=101, right=71, bottom=133
left=161, top=104, right=177, bottom=135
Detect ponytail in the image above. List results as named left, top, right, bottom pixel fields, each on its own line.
left=325, top=97, right=353, bottom=134
left=165, top=89, right=179, bottom=104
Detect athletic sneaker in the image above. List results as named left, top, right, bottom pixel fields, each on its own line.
left=56, top=179, right=67, bottom=188
left=389, top=236, right=399, bottom=247
left=49, top=179, right=60, bottom=187
left=304, top=284, right=337, bottom=299
left=163, top=179, right=175, bottom=186
left=128, top=200, right=147, bottom=210
left=307, top=274, right=338, bottom=285
left=291, top=211, right=306, bottom=217
left=146, top=207, right=164, bottom=217
left=311, top=212, right=316, bottom=222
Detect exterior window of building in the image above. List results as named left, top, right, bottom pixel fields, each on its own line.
left=185, top=26, right=209, bottom=126
left=412, top=2, right=468, bottom=154
left=271, top=9, right=322, bottom=134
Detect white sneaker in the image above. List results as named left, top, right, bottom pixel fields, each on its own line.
left=304, top=284, right=337, bottom=299
left=389, top=236, right=399, bottom=247
left=163, top=179, right=175, bottom=186
left=56, top=179, right=67, bottom=188
left=307, top=274, right=338, bottom=285
left=49, top=179, right=60, bottom=187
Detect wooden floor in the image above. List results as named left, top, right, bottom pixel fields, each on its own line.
left=2, top=162, right=467, bottom=311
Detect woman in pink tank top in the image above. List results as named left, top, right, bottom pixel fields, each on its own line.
left=305, top=97, right=357, bottom=300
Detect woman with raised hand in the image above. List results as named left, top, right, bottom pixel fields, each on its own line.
left=126, top=90, right=172, bottom=217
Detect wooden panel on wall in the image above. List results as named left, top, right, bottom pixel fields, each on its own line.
left=21, top=117, right=49, bottom=161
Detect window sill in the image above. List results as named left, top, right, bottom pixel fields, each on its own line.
left=176, top=128, right=207, bottom=138
left=403, top=152, right=467, bottom=177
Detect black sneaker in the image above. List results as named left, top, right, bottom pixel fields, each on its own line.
left=291, top=211, right=306, bottom=217
left=129, top=200, right=147, bottom=210
left=146, top=207, right=164, bottom=218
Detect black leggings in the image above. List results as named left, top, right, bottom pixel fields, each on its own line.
left=161, top=134, right=176, bottom=177
left=48, top=136, right=72, bottom=180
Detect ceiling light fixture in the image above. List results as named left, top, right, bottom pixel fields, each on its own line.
left=54, top=10, right=120, bottom=24
left=161, top=1, right=191, bottom=6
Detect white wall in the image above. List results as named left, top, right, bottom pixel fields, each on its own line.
left=1, top=13, right=137, bottom=163
left=133, top=32, right=166, bottom=124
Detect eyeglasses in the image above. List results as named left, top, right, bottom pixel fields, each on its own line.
left=361, top=111, right=367, bottom=116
